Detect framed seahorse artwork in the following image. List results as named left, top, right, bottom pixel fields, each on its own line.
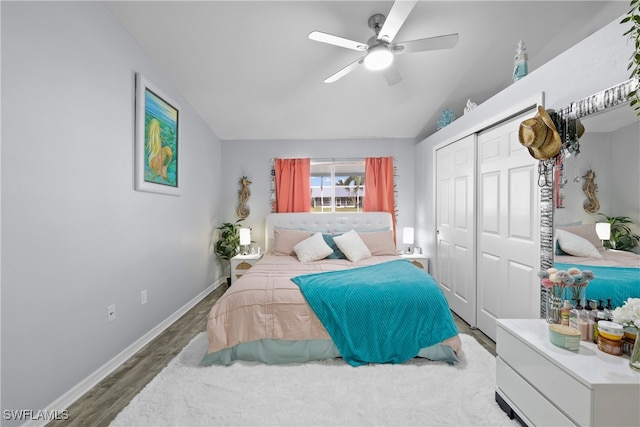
left=135, top=73, right=181, bottom=196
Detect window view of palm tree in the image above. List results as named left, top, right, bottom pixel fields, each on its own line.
left=310, top=161, right=365, bottom=212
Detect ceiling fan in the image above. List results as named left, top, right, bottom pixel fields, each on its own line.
left=309, top=0, right=459, bottom=86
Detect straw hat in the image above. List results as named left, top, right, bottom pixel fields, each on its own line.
left=518, top=106, right=562, bottom=160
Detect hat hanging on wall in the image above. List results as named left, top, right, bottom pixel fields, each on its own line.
left=518, top=106, right=562, bottom=160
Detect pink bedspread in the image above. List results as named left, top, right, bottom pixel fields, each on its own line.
left=556, top=249, right=640, bottom=267
left=206, top=254, right=461, bottom=357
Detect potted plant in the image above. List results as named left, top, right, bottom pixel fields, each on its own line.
left=598, top=214, right=640, bottom=252
left=215, top=219, right=243, bottom=285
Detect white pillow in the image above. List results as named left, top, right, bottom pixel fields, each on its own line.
left=556, top=229, right=602, bottom=258
left=333, top=230, right=372, bottom=263
left=293, top=232, right=334, bottom=262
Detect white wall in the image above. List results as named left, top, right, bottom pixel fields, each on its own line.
left=555, top=121, right=640, bottom=240
left=415, top=16, right=636, bottom=263
left=1, top=1, right=222, bottom=420
left=220, top=139, right=416, bottom=252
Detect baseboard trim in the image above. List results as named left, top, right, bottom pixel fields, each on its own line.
left=23, top=279, right=224, bottom=427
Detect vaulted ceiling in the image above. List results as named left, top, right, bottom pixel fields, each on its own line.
left=105, top=1, right=629, bottom=141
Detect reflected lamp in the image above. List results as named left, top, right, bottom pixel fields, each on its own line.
left=595, top=222, right=611, bottom=245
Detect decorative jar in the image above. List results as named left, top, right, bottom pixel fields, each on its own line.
left=546, top=295, right=561, bottom=324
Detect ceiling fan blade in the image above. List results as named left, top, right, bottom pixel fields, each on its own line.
left=393, top=33, right=459, bottom=55
left=378, top=0, right=418, bottom=42
left=383, top=63, right=402, bottom=86
left=324, top=57, right=364, bottom=83
left=309, top=31, right=368, bottom=51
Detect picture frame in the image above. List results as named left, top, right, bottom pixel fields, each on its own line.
left=135, top=73, right=181, bottom=196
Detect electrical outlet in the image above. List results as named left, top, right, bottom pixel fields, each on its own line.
left=107, top=304, right=116, bottom=322
left=140, top=290, right=147, bottom=305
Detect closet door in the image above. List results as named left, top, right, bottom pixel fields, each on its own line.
left=476, top=111, right=540, bottom=341
left=435, top=134, right=476, bottom=326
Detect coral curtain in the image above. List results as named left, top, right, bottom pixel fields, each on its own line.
left=274, top=158, right=311, bottom=213
left=364, top=157, right=396, bottom=238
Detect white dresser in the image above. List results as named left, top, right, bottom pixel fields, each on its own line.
left=496, top=318, right=640, bottom=426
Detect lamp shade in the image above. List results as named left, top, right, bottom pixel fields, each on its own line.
left=239, top=228, right=251, bottom=246
left=595, top=222, right=611, bottom=240
left=402, top=227, right=414, bottom=245
left=363, top=45, right=394, bottom=70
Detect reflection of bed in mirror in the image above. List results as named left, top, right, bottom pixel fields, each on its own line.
left=551, top=95, right=640, bottom=309
left=553, top=223, right=640, bottom=309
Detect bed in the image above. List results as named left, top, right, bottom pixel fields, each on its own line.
left=554, top=224, right=640, bottom=309
left=201, top=212, right=462, bottom=366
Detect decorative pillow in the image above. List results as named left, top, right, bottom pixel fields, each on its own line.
left=333, top=230, right=372, bottom=263
left=273, top=229, right=313, bottom=256
left=293, top=232, right=334, bottom=262
left=358, top=230, right=398, bottom=255
left=558, top=224, right=605, bottom=252
left=322, top=234, right=347, bottom=259
left=556, top=229, right=602, bottom=258
left=555, top=239, right=569, bottom=256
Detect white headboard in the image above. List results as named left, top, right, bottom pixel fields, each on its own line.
left=264, top=212, right=393, bottom=253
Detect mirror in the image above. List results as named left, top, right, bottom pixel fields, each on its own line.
left=540, top=79, right=640, bottom=313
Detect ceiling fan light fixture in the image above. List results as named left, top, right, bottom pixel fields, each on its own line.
left=363, top=45, right=394, bottom=70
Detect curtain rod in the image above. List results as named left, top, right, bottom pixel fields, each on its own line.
left=269, top=157, right=397, bottom=162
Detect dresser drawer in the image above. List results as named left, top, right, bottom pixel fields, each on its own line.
left=496, top=357, right=574, bottom=426
left=497, top=327, right=590, bottom=426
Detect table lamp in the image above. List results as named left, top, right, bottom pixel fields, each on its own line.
left=402, top=227, right=414, bottom=254
left=239, top=228, right=251, bottom=255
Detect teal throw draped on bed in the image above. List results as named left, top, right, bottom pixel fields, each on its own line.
left=555, top=262, right=640, bottom=308
left=291, top=259, right=459, bottom=366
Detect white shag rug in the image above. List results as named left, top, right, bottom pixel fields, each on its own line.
left=111, top=333, right=518, bottom=427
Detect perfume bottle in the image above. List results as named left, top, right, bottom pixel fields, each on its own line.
left=512, top=40, right=528, bottom=82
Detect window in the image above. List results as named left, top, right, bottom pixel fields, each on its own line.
left=310, top=160, right=365, bottom=213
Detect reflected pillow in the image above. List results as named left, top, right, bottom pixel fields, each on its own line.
left=293, top=232, right=334, bottom=262
left=556, top=229, right=602, bottom=258
left=557, top=224, right=604, bottom=252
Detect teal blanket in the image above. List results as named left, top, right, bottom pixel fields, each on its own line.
left=291, top=259, right=459, bottom=366
left=555, top=262, right=640, bottom=308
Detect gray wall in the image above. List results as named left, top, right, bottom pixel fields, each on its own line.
left=2, top=1, right=222, bottom=419
left=414, top=16, right=636, bottom=264
left=1, top=1, right=636, bottom=422
left=555, top=122, right=640, bottom=229
left=220, top=138, right=416, bottom=252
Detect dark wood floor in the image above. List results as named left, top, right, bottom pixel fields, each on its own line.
left=47, top=283, right=496, bottom=427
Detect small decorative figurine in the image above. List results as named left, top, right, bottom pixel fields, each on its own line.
left=512, top=40, right=528, bottom=82
left=464, top=99, right=477, bottom=114
left=437, top=108, right=455, bottom=130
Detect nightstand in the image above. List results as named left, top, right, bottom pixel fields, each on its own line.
left=230, top=253, right=262, bottom=284
left=400, top=253, right=429, bottom=272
